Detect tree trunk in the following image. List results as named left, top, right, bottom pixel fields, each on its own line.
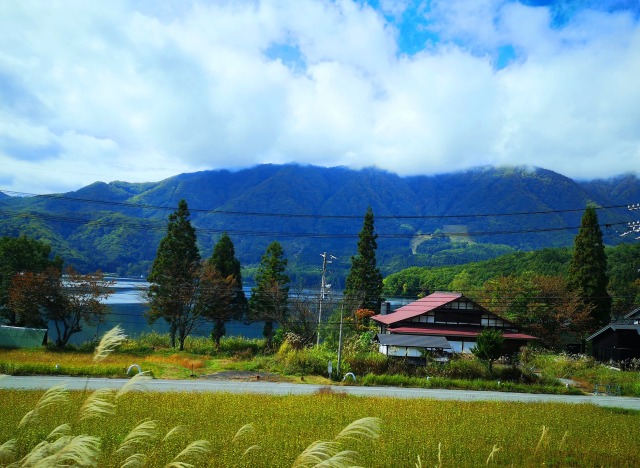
left=263, top=320, right=273, bottom=349
left=169, top=322, right=176, bottom=349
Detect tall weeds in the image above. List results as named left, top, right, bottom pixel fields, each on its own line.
left=1, top=326, right=383, bottom=467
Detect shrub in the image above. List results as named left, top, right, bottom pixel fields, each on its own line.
left=345, top=352, right=389, bottom=376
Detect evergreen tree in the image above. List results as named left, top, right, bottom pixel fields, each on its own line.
left=567, top=205, right=611, bottom=328
left=344, top=207, right=383, bottom=313
left=207, top=233, right=247, bottom=346
left=249, top=241, right=290, bottom=348
left=146, top=200, right=201, bottom=349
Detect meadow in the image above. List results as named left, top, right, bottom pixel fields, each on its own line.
left=0, top=387, right=638, bottom=467
left=1, top=327, right=639, bottom=467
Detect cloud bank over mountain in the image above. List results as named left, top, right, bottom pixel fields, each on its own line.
left=1, top=0, right=639, bottom=193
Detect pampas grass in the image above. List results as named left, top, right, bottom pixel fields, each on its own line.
left=77, top=388, right=116, bottom=421
left=115, top=419, right=158, bottom=457
left=168, top=439, right=212, bottom=466
left=93, top=325, right=126, bottom=363
left=18, top=384, right=69, bottom=429
left=292, top=417, right=382, bottom=468
left=2, top=326, right=385, bottom=467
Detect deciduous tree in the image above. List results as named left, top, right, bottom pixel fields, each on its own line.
left=0, top=236, right=61, bottom=325
left=48, top=267, right=114, bottom=347
left=477, top=273, right=594, bottom=350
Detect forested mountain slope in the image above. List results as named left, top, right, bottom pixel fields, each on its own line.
left=0, top=164, right=638, bottom=285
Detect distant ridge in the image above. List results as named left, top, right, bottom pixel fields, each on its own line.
left=0, top=164, right=637, bottom=284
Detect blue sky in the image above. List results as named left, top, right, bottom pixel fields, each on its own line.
left=1, top=0, right=639, bottom=194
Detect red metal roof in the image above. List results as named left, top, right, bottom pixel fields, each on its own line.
left=372, top=292, right=462, bottom=325
left=389, top=326, right=538, bottom=340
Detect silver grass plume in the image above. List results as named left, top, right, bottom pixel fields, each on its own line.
left=78, top=388, right=116, bottom=421
left=165, top=462, right=195, bottom=468
left=47, top=424, right=72, bottom=441
left=242, top=445, right=261, bottom=457
left=312, top=449, right=359, bottom=468
left=20, top=438, right=69, bottom=467
left=116, top=371, right=152, bottom=400
left=335, top=417, right=381, bottom=442
left=18, top=384, right=70, bottom=429
left=162, top=426, right=188, bottom=442
left=115, top=419, right=158, bottom=457
left=121, top=453, right=147, bottom=468
left=292, top=441, right=342, bottom=467
left=93, top=325, right=127, bottom=363
left=534, top=425, right=549, bottom=455
left=486, top=445, right=501, bottom=465
left=32, top=434, right=101, bottom=468
left=559, top=431, right=569, bottom=451
left=232, top=423, right=254, bottom=442
left=0, top=439, right=16, bottom=463
left=168, top=440, right=212, bottom=466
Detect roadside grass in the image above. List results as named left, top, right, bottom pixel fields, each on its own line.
left=2, top=334, right=639, bottom=396
left=1, top=389, right=638, bottom=467
left=360, top=373, right=583, bottom=395
left=526, top=351, right=640, bottom=397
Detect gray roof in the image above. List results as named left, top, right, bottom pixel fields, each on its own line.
left=624, top=307, right=640, bottom=319
left=375, top=333, right=451, bottom=349
left=587, top=323, right=640, bottom=341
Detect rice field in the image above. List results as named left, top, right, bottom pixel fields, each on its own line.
left=1, top=387, right=638, bottom=467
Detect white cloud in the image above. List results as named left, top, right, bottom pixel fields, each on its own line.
left=0, top=0, right=639, bottom=194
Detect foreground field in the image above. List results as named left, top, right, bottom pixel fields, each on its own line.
left=1, top=388, right=638, bottom=467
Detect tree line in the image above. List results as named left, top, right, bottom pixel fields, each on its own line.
left=145, top=201, right=384, bottom=351
left=1, top=202, right=632, bottom=353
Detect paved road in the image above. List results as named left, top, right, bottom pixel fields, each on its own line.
left=2, top=375, right=639, bottom=410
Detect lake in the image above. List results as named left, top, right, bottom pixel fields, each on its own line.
left=51, top=278, right=266, bottom=345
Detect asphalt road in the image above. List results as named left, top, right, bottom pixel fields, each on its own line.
left=2, top=375, right=639, bottom=410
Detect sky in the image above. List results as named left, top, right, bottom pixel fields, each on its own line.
left=1, top=0, right=639, bottom=194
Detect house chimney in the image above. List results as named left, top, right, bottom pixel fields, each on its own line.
left=380, top=301, right=391, bottom=315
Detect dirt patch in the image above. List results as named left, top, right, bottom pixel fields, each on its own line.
left=199, top=370, right=283, bottom=382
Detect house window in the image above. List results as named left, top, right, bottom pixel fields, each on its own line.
left=435, top=310, right=481, bottom=325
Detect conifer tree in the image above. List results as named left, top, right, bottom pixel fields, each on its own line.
left=146, top=200, right=201, bottom=349
left=344, top=206, right=383, bottom=313
left=567, top=205, right=611, bottom=327
left=249, top=241, right=289, bottom=348
left=207, top=233, right=247, bottom=346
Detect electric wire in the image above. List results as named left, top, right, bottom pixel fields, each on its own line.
left=1, top=189, right=634, bottom=219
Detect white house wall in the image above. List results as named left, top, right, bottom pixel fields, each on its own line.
left=379, top=344, right=423, bottom=357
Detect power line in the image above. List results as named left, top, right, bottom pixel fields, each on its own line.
left=1, top=189, right=633, bottom=220
left=0, top=208, right=632, bottom=240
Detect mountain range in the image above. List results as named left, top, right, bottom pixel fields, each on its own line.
left=1, top=164, right=638, bottom=287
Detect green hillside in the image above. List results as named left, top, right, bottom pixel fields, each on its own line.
left=0, top=164, right=638, bottom=285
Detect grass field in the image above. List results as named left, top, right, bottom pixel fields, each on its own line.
left=0, top=388, right=638, bottom=467
left=1, top=328, right=639, bottom=466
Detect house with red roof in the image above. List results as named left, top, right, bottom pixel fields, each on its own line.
left=371, top=291, right=537, bottom=359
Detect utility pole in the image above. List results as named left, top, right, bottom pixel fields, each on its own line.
left=317, top=252, right=336, bottom=347
left=336, top=304, right=344, bottom=380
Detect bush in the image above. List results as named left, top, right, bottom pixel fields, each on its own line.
left=275, top=346, right=335, bottom=377
left=344, top=352, right=389, bottom=375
